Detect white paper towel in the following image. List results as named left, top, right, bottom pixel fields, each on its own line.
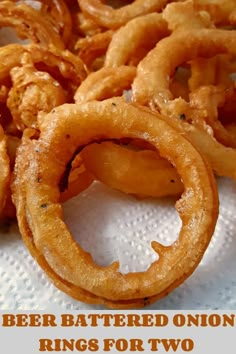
left=0, top=177, right=236, bottom=310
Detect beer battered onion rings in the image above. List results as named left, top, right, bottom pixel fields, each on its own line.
left=104, top=13, right=169, bottom=67
left=132, top=28, right=236, bottom=108
left=0, top=44, right=87, bottom=98
left=78, top=0, right=169, bottom=29
left=74, top=66, right=136, bottom=103
left=81, top=142, right=184, bottom=198
left=13, top=98, right=219, bottom=305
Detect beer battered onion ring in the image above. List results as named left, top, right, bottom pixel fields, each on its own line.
left=0, top=44, right=87, bottom=97
left=136, top=104, right=236, bottom=180
left=78, top=0, right=169, bottom=29
left=0, top=125, right=10, bottom=215
left=0, top=1, right=64, bottom=49
left=104, top=13, right=169, bottom=67
left=75, top=30, right=114, bottom=69
left=74, top=66, right=183, bottom=198
left=74, top=66, right=136, bottom=103
left=193, top=0, right=236, bottom=25
left=13, top=98, right=219, bottom=305
left=39, top=0, right=72, bottom=46
left=7, top=57, right=66, bottom=131
left=11, top=0, right=72, bottom=46
left=81, top=142, right=183, bottom=198
left=189, top=85, right=236, bottom=148
left=132, top=28, right=236, bottom=108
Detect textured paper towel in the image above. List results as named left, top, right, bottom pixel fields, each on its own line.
left=0, top=177, right=236, bottom=310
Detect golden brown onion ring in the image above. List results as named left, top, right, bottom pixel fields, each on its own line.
left=13, top=98, right=218, bottom=305
left=81, top=142, right=183, bottom=198
left=11, top=0, right=72, bottom=46
left=193, top=0, right=236, bottom=25
left=189, top=85, right=236, bottom=148
left=39, top=0, right=73, bottom=46
left=7, top=55, right=66, bottom=131
left=75, top=30, right=114, bottom=69
left=78, top=0, right=169, bottom=29
left=162, top=0, right=214, bottom=31
left=189, top=54, right=235, bottom=91
left=72, top=11, right=103, bottom=39
left=74, top=66, right=136, bottom=103
left=104, top=13, right=169, bottom=67
left=0, top=1, right=64, bottom=49
left=0, top=44, right=87, bottom=99
left=74, top=66, right=183, bottom=199
left=136, top=104, right=236, bottom=180
left=0, top=125, right=10, bottom=215
left=132, top=28, right=236, bottom=109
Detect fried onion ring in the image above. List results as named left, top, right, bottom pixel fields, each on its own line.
left=132, top=28, right=236, bottom=108
left=193, top=0, right=236, bottom=25
left=7, top=54, right=66, bottom=131
left=104, top=13, right=169, bottom=67
left=0, top=125, right=10, bottom=215
left=162, top=0, right=214, bottom=31
left=0, top=44, right=87, bottom=99
left=39, top=0, right=73, bottom=46
left=189, top=54, right=235, bottom=91
left=78, top=0, right=169, bottom=29
left=189, top=85, right=236, bottom=148
left=136, top=104, right=236, bottom=180
left=0, top=1, right=64, bottom=49
left=13, top=98, right=218, bottom=305
left=81, top=142, right=183, bottom=198
left=74, top=66, right=136, bottom=103
left=75, top=30, right=114, bottom=69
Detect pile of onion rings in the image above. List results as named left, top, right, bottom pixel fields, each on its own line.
left=0, top=0, right=235, bottom=308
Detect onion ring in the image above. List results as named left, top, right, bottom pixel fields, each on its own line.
left=0, top=1, right=64, bottom=49
left=189, top=54, right=235, bottom=91
left=74, top=66, right=136, bottom=103
left=193, top=0, right=236, bottom=25
left=0, top=125, right=10, bottom=215
left=78, top=0, right=169, bottom=29
left=132, top=28, right=236, bottom=109
left=39, top=0, right=73, bottom=46
left=81, top=141, right=184, bottom=198
left=162, top=0, right=214, bottom=32
left=136, top=104, right=236, bottom=180
left=11, top=0, right=72, bottom=46
left=104, top=13, right=169, bottom=67
left=0, top=44, right=87, bottom=100
left=189, top=85, right=236, bottom=148
left=13, top=98, right=219, bottom=304
left=75, top=30, right=114, bottom=69
left=7, top=54, right=66, bottom=131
